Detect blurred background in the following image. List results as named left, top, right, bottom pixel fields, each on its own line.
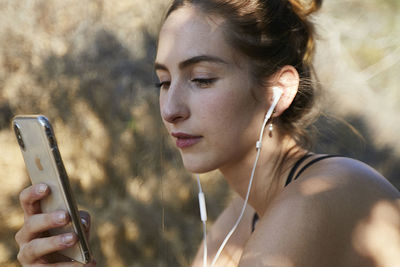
left=0, top=0, right=399, bottom=266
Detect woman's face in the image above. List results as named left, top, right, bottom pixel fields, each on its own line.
left=155, top=6, right=268, bottom=173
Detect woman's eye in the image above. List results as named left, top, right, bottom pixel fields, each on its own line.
left=191, top=78, right=218, bottom=88
left=155, top=81, right=171, bottom=90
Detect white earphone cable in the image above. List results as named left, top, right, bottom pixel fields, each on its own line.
left=199, top=87, right=282, bottom=267
left=209, top=144, right=262, bottom=267
left=197, top=174, right=208, bottom=267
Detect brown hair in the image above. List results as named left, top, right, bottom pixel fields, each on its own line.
left=165, top=0, right=323, bottom=149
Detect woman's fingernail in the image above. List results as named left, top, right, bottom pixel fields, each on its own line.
left=62, top=233, right=75, bottom=245
left=55, top=211, right=66, bottom=224
left=37, top=184, right=47, bottom=194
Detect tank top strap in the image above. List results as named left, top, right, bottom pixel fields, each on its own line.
left=293, top=154, right=341, bottom=181
left=252, top=212, right=258, bottom=233
left=284, top=153, right=313, bottom=187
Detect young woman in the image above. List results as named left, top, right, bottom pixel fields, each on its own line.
left=15, top=0, right=400, bottom=266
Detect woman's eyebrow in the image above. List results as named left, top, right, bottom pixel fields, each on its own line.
left=154, top=62, right=168, bottom=71
left=154, top=55, right=228, bottom=71
left=179, top=55, right=228, bottom=69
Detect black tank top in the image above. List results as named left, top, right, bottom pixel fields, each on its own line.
left=251, top=154, right=340, bottom=232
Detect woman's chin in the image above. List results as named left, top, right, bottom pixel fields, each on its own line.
left=183, top=164, right=215, bottom=174
left=181, top=157, right=218, bottom=174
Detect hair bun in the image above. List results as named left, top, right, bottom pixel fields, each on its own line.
left=288, top=0, right=322, bottom=17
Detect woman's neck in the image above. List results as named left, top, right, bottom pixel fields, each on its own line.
left=219, top=134, right=305, bottom=217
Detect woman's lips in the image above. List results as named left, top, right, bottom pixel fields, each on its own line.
left=171, top=132, right=202, bottom=148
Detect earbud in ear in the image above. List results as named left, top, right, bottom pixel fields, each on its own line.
left=264, top=87, right=282, bottom=120
left=272, top=86, right=283, bottom=103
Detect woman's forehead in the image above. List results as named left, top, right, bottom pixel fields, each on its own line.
left=162, top=5, right=224, bottom=37
left=156, top=6, right=233, bottom=66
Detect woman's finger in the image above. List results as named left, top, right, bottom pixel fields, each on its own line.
left=54, top=262, right=86, bottom=267
left=19, top=184, right=49, bottom=217
left=15, top=210, right=69, bottom=245
left=17, top=233, right=77, bottom=264
left=29, top=262, right=85, bottom=267
left=34, top=261, right=85, bottom=267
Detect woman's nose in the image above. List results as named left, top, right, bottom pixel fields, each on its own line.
left=160, top=85, right=190, bottom=124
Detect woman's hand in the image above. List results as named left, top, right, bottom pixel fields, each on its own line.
left=15, top=183, right=95, bottom=266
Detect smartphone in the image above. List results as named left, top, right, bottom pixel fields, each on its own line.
left=12, top=115, right=92, bottom=264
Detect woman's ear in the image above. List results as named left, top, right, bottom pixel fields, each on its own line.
left=269, top=65, right=299, bottom=117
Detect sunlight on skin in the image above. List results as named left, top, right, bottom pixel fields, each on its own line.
left=240, top=251, right=295, bottom=267
left=353, top=200, right=400, bottom=266
left=299, top=177, right=335, bottom=196
left=261, top=255, right=295, bottom=267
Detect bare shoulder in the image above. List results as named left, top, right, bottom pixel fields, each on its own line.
left=288, top=157, right=400, bottom=202
left=240, top=157, right=400, bottom=267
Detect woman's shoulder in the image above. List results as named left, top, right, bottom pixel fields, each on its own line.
left=282, top=155, right=400, bottom=201
left=240, top=156, right=400, bottom=267
left=268, top=156, right=400, bottom=227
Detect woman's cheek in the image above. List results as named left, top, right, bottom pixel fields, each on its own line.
left=199, top=94, right=234, bottom=123
left=198, top=94, right=244, bottom=144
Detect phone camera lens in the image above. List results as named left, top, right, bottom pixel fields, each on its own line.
left=13, top=123, right=25, bottom=150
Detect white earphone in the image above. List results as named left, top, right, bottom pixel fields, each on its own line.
left=271, top=86, right=283, bottom=112
left=196, top=86, right=283, bottom=267
left=267, top=86, right=283, bottom=121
